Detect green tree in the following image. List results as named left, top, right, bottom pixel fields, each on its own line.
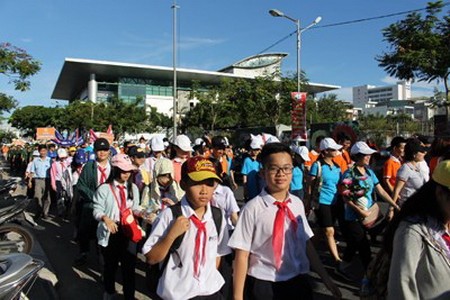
left=0, top=42, right=41, bottom=115
left=9, top=106, right=56, bottom=136
left=377, top=1, right=450, bottom=112
left=309, top=94, right=351, bottom=124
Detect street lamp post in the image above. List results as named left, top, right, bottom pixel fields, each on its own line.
left=269, top=9, right=321, bottom=138
left=172, top=0, right=179, bottom=139
left=269, top=9, right=321, bottom=96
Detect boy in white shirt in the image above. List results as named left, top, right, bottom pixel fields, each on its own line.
left=142, top=156, right=230, bottom=300
left=228, top=143, right=341, bottom=300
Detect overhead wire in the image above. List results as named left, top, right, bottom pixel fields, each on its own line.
left=258, top=2, right=450, bottom=54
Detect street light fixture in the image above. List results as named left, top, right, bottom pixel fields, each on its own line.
left=269, top=9, right=321, bottom=139
left=269, top=9, right=321, bottom=98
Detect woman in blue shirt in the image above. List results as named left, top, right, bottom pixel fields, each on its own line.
left=308, top=138, right=343, bottom=263
left=339, top=141, right=398, bottom=293
left=290, top=145, right=310, bottom=200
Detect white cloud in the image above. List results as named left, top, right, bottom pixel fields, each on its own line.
left=323, top=87, right=353, bottom=102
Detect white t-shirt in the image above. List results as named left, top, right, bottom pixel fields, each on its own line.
left=417, top=160, right=430, bottom=182
left=397, top=162, right=427, bottom=206
left=211, top=184, right=240, bottom=231
left=142, top=197, right=231, bottom=299
left=228, top=189, right=314, bottom=282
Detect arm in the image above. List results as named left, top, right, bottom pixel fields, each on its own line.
left=93, top=186, right=118, bottom=234
left=306, top=241, right=342, bottom=299
left=50, top=163, right=57, bottom=191
left=233, top=249, right=250, bottom=300
left=144, top=215, right=190, bottom=265
left=230, top=212, right=239, bottom=226
left=391, top=180, right=406, bottom=206
left=344, top=197, right=371, bottom=218
left=76, top=163, right=95, bottom=202
left=375, top=184, right=400, bottom=210
left=383, top=177, right=394, bottom=195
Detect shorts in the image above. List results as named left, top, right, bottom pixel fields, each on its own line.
left=316, top=203, right=339, bottom=228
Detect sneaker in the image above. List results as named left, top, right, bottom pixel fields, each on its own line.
left=74, top=253, right=88, bottom=266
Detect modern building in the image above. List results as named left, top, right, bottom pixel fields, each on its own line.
left=51, top=53, right=341, bottom=117
left=353, top=80, right=411, bottom=109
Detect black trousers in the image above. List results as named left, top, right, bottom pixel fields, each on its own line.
left=101, top=227, right=137, bottom=300
left=244, top=274, right=313, bottom=300
left=341, top=220, right=372, bottom=270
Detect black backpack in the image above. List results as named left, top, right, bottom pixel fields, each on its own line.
left=146, top=202, right=223, bottom=295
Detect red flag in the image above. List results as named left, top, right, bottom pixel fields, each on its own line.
left=290, top=92, right=308, bottom=140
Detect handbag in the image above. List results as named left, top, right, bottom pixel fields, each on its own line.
left=109, top=184, right=143, bottom=243
left=360, top=202, right=382, bottom=229
left=310, top=161, right=322, bottom=210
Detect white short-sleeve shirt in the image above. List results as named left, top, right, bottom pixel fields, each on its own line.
left=211, top=184, right=240, bottom=231
left=228, top=189, right=314, bottom=282
left=397, top=162, right=426, bottom=206
left=142, top=197, right=231, bottom=299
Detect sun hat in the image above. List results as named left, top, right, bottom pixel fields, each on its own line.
left=350, top=141, right=377, bottom=155
left=57, top=148, right=68, bottom=158
left=150, top=136, right=165, bottom=152
left=173, top=135, right=193, bottom=152
left=290, top=145, right=310, bottom=162
left=250, top=135, right=264, bottom=150
left=185, top=156, right=222, bottom=182
left=432, top=160, right=450, bottom=188
left=111, top=154, right=137, bottom=172
left=154, top=158, right=174, bottom=177
left=74, top=149, right=88, bottom=164
left=320, top=137, right=343, bottom=151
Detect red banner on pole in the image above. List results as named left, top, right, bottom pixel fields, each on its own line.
left=291, top=92, right=308, bottom=140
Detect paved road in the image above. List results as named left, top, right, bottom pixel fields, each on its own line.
left=4, top=161, right=382, bottom=299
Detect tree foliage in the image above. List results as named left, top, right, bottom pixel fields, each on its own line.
left=0, top=42, right=41, bottom=115
left=377, top=1, right=450, bottom=103
left=307, top=94, right=351, bottom=124
left=9, top=98, right=170, bottom=137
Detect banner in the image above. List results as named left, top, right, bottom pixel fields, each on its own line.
left=98, top=132, right=114, bottom=145
left=291, top=92, right=308, bottom=140
left=36, top=127, right=56, bottom=140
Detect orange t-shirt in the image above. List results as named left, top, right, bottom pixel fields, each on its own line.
left=304, top=150, right=320, bottom=167
left=333, top=150, right=351, bottom=173
left=429, top=156, right=440, bottom=175
left=383, top=156, right=402, bottom=188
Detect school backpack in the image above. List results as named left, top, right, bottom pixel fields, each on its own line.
left=146, top=202, right=223, bottom=295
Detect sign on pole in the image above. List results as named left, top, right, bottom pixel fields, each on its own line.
left=291, top=92, right=308, bottom=140
left=36, top=127, right=56, bottom=141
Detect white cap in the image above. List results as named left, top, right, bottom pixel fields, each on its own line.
left=350, top=141, right=377, bottom=155
left=223, top=137, right=230, bottom=146
left=319, top=137, right=343, bottom=151
left=250, top=135, right=264, bottom=150
left=290, top=145, right=310, bottom=162
left=292, top=135, right=307, bottom=142
left=194, top=138, right=205, bottom=146
left=150, top=136, right=165, bottom=152
left=57, top=148, right=68, bottom=158
left=265, top=135, right=280, bottom=144
left=174, top=134, right=193, bottom=152
left=32, top=150, right=39, bottom=156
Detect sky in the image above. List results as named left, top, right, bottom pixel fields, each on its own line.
left=0, top=0, right=446, bottom=110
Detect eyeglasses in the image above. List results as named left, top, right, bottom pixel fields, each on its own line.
left=265, top=165, right=294, bottom=175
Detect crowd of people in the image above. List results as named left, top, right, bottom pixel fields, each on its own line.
left=6, top=131, right=450, bottom=299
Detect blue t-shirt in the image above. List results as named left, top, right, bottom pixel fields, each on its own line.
left=310, top=160, right=341, bottom=205
left=241, top=157, right=263, bottom=200
left=342, top=167, right=379, bottom=221
left=290, top=165, right=304, bottom=191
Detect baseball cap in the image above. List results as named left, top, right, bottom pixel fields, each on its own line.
left=111, top=154, right=137, bottom=172
left=32, top=150, right=39, bottom=157
left=350, top=141, right=377, bottom=155
left=194, top=138, right=205, bottom=146
left=69, top=146, right=77, bottom=152
left=174, top=135, right=193, bottom=152
left=320, top=138, right=343, bottom=151
left=265, top=136, right=280, bottom=144
left=74, top=149, right=88, bottom=164
left=432, top=160, right=450, bottom=188
left=212, top=136, right=227, bottom=149
left=57, top=148, right=68, bottom=158
left=94, top=138, right=110, bottom=151
left=250, top=135, right=264, bottom=150
left=290, top=145, right=310, bottom=162
left=128, top=146, right=146, bottom=158
left=150, top=136, right=165, bottom=152
left=185, top=156, right=222, bottom=182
